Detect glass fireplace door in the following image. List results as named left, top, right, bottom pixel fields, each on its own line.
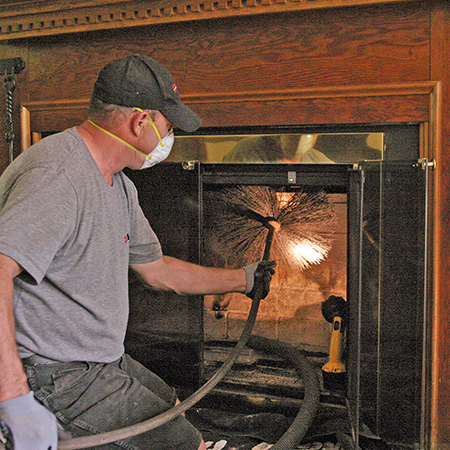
left=124, top=162, right=204, bottom=389
left=348, top=160, right=430, bottom=448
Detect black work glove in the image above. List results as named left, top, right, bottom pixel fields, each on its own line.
left=243, top=260, right=276, bottom=300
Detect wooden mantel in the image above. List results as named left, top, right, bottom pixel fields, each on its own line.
left=0, top=0, right=420, bottom=40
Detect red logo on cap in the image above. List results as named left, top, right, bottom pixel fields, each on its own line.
left=172, top=83, right=178, bottom=93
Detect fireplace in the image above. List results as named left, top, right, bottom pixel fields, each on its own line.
left=123, top=122, right=428, bottom=448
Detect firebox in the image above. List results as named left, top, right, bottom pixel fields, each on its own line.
left=124, top=123, right=429, bottom=449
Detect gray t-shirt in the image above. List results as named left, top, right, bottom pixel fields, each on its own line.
left=0, top=127, right=163, bottom=363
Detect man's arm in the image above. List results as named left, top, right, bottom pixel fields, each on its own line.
left=130, top=255, right=247, bottom=295
left=130, top=256, right=276, bottom=300
left=0, top=253, right=27, bottom=402
left=0, top=254, right=59, bottom=450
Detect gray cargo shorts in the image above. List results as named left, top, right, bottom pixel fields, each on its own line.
left=24, top=354, right=202, bottom=450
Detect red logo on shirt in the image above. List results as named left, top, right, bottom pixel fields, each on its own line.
left=124, top=234, right=130, bottom=244
left=172, top=83, right=178, bottom=93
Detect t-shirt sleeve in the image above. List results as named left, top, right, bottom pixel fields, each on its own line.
left=128, top=205, right=163, bottom=264
left=123, top=175, right=163, bottom=264
left=0, top=168, right=77, bottom=284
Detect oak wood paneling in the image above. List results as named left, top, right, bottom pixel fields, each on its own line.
left=0, top=0, right=449, bottom=446
left=430, top=2, right=450, bottom=449
left=193, top=94, right=431, bottom=127
left=20, top=82, right=437, bottom=139
left=22, top=3, right=429, bottom=106
left=0, top=0, right=421, bottom=41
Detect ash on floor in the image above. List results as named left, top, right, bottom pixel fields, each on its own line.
left=186, top=408, right=401, bottom=450
left=205, top=441, right=342, bottom=450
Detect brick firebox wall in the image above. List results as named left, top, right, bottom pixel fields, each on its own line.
left=204, top=194, right=347, bottom=353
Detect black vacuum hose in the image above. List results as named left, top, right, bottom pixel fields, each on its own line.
left=58, top=226, right=277, bottom=450
left=247, top=335, right=321, bottom=450
left=58, top=293, right=263, bottom=449
left=58, top=224, right=320, bottom=450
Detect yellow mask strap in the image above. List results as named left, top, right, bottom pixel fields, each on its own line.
left=87, top=119, right=151, bottom=159
left=134, top=107, right=165, bottom=147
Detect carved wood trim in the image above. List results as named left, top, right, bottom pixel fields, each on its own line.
left=21, top=81, right=440, bottom=157
left=185, top=81, right=439, bottom=103
left=20, top=81, right=438, bottom=109
left=0, top=0, right=421, bottom=41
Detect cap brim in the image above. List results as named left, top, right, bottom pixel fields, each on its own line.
left=162, top=102, right=202, bottom=133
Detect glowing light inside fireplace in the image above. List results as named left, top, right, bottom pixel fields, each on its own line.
left=290, top=240, right=328, bottom=266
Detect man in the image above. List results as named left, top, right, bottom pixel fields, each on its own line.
left=223, top=134, right=334, bottom=163
left=0, top=55, right=275, bottom=450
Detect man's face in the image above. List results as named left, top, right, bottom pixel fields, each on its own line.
left=135, top=110, right=173, bottom=157
left=280, top=135, right=301, bottom=158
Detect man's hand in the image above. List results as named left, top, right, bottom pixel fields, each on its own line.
left=243, top=261, right=276, bottom=300
left=0, top=392, right=58, bottom=450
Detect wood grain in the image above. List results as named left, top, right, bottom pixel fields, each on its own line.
left=0, top=0, right=421, bottom=41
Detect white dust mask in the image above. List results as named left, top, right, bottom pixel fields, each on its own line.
left=139, top=129, right=174, bottom=170
left=87, top=109, right=175, bottom=170
left=134, top=107, right=175, bottom=170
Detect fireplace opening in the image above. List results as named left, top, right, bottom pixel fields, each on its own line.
left=124, top=122, right=427, bottom=448
left=200, top=183, right=346, bottom=389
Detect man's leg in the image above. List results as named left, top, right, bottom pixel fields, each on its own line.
left=26, top=358, right=203, bottom=450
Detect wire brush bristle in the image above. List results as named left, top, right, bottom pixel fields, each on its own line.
left=204, top=185, right=336, bottom=269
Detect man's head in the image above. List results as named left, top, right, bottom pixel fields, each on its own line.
left=91, top=54, right=201, bottom=133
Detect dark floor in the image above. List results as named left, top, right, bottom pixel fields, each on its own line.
left=185, top=406, right=406, bottom=450
left=180, top=344, right=417, bottom=450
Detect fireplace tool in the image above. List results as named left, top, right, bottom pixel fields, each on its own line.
left=28, top=185, right=329, bottom=450
left=321, top=295, right=348, bottom=393
left=205, top=184, right=335, bottom=270
left=0, top=57, right=25, bottom=164
left=205, top=185, right=335, bottom=315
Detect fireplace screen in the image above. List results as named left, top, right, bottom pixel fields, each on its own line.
left=125, top=161, right=350, bottom=387
left=347, top=159, right=429, bottom=447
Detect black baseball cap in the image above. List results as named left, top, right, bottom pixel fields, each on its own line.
left=92, top=54, right=202, bottom=132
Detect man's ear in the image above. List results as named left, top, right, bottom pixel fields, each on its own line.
left=129, top=110, right=147, bottom=137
